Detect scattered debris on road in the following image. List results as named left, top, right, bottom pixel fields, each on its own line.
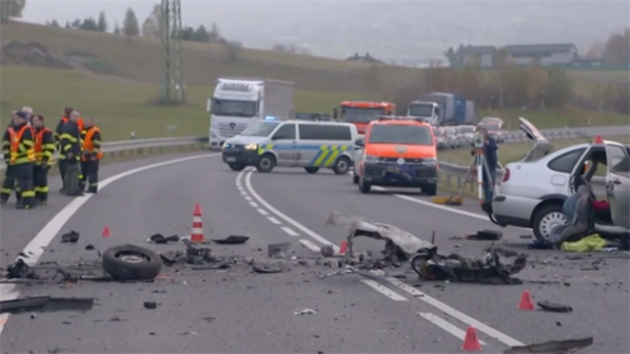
left=0, top=296, right=94, bottom=314
left=6, top=258, right=38, bottom=279
left=450, top=230, right=503, bottom=241
left=294, top=308, right=317, bottom=315
left=147, top=234, right=180, bottom=244
left=143, top=301, right=158, bottom=309
left=212, top=235, right=250, bottom=245
left=253, top=260, right=288, bottom=274
left=504, top=337, right=593, bottom=353
left=60, top=230, right=80, bottom=243
left=102, top=244, right=162, bottom=280
left=320, top=244, right=334, bottom=258
left=268, top=242, right=291, bottom=258
left=536, top=301, right=573, bottom=313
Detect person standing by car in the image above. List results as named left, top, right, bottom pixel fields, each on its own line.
left=59, top=110, right=84, bottom=196
left=476, top=124, right=498, bottom=203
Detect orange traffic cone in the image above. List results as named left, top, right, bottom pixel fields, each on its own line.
left=102, top=225, right=111, bottom=238
left=338, top=240, right=347, bottom=255
left=518, top=290, right=534, bottom=310
left=594, top=135, right=603, bottom=144
left=462, top=326, right=482, bottom=351
left=190, top=203, right=205, bottom=243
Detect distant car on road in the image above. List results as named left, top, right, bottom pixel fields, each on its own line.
left=442, top=126, right=460, bottom=149
left=433, top=127, right=449, bottom=150
left=455, top=125, right=476, bottom=146
left=479, top=117, right=506, bottom=143
left=490, top=117, right=630, bottom=244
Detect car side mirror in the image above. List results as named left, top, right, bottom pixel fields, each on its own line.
left=355, top=138, right=364, bottom=147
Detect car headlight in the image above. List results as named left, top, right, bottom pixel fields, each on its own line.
left=244, top=143, right=257, bottom=150
left=223, top=143, right=231, bottom=149
left=422, top=157, right=437, bottom=165
left=363, top=154, right=379, bottom=163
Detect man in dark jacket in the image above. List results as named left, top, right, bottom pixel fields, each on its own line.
left=59, top=110, right=83, bottom=196
left=56, top=106, right=73, bottom=192
left=477, top=125, right=498, bottom=203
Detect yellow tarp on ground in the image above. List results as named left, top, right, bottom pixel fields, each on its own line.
left=561, top=234, right=607, bottom=252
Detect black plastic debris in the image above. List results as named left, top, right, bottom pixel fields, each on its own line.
left=85, top=244, right=95, bottom=250
left=148, top=234, right=180, bottom=244
left=467, top=230, right=503, bottom=241
left=61, top=231, right=80, bottom=243
left=504, top=337, right=593, bottom=353
left=212, top=235, right=249, bottom=245
left=268, top=242, right=291, bottom=258
left=6, top=259, right=38, bottom=279
left=320, top=245, right=334, bottom=258
left=252, top=260, right=287, bottom=274
left=0, top=296, right=94, bottom=314
left=537, top=301, right=573, bottom=313
left=143, top=301, right=157, bottom=309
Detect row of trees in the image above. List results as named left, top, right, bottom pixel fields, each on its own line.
left=584, top=28, right=630, bottom=66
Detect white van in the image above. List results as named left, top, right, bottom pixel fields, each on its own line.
left=222, top=120, right=358, bottom=174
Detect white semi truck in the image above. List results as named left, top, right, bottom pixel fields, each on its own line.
left=407, top=100, right=440, bottom=126
left=207, top=77, right=295, bottom=150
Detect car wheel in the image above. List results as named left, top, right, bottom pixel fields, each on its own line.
left=359, top=177, right=371, bottom=193
left=228, top=163, right=246, bottom=171
left=304, top=167, right=319, bottom=174
left=352, top=172, right=359, bottom=184
left=256, top=154, right=276, bottom=173
left=532, top=205, right=567, bottom=244
left=102, top=244, right=162, bottom=280
left=422, top=183, right=437, bottom=196
left=333, top=157, right=351, bottom=175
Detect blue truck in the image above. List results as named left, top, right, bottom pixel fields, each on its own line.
left=408, top=92, right=476, bottom=126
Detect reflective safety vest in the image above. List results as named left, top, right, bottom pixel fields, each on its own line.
left=34, top=127, right=53, bottom=163
left=82, top=126, right=103, bottom=161
left=8, top=125, right=35, bottom=164
left=61, top=117, right=85, bottom=132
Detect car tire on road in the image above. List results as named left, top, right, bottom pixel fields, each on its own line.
left=304, top=167, right=319, bottom=174
left=256, top=154, right=276, bottom=173
left=228, top=163, right=246, bottom=171
left=333, top=157, right=351, bottom=175
left=102, top=244, right=162, bottom=281
left=532, top=204, right=567, bottom=244
left=359, top=177, right=371, bottom=193
left=422, top=183, right=437, bottom=196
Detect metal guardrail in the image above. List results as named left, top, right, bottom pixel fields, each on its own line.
left=0, top=136, right=208, bottom=171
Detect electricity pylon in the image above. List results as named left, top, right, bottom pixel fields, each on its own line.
left=160, top=0, right=186, bottom=103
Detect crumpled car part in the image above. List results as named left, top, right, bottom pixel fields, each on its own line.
left=325, top=212, right=435, bottom=261
left=411, top=247, right=528, bottom=284
left=0, top=296, right=94, bottom=314
left=504, top=337, right=593, bottom=353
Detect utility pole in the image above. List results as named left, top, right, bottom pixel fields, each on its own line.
left=160, top=0, right=186, bottom=103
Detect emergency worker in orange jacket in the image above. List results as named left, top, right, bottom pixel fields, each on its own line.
left=32, top=115, right=55, bottom=204
left=55, top=107, right=84, bottom=192
left=1, top=111, right=36, bottom=209
left=80, top=117, right=102, bottom=194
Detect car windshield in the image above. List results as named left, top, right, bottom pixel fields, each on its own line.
left=408, top=104, right=434, bottom=117
left=212, top=99, right=257, bottom=117
left=458, top=126, right=475, bottom=134
left=368, top=124, right=433, bottom=145
left=240, top=122, right=279, bottom=137
left=340, top=107, right=385, bottom=123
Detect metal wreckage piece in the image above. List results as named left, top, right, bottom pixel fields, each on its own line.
left=324, top=212, right=528, bottom=284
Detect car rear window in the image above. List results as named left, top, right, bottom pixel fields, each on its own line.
left=368, top=124, right=433, bottom=145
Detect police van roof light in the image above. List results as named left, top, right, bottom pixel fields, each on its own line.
left=264, top=116, right=277, bottom=121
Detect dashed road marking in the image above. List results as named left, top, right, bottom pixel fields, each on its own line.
left=267, top=216, right=281, bottom=225
left=361, top=280, right=408, bottom=301
left=299, top=239, right=320, bottom=252
left=244, top=196, right=253, bottom=201
left=281, top=226, right=299, bottom=237
left=249, top=201, right=259, bottom=208
left=240, top=191, right=248, bottom=196
left=257, top=208, right=269, bottom=216
left=419, top=312, right=487, bottom=345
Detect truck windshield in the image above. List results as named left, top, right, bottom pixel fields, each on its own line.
left=340, top=107, right=385, bottom=123
left=408, top=104, right=434, bottom=117
left=240, top=122, right=280, bottom=137
left=369, top=125, right=433, bottom=145
left=212, top=99, right=257, bottom=117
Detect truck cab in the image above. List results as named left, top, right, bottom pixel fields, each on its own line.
left=407, top=101, right=440, bottom=126
left=333, top=101, right=395, bottom=135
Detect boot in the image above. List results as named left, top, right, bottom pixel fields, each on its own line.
left=16, top=197, right=34, bottom=210
left=87, top=186, right=98, bottom=194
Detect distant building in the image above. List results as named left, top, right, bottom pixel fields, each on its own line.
left=346, top=52, right=385, bottom=65
left=504, top=43, right=578, bottom=66
left=454, top=45, right=497, bottom=67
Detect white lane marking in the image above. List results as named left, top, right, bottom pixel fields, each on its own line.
left=281, top=226, right=299, bottom=237
left=249, top=201, right=259, bottom=208
left=361, top=280, right=408, bottom=301
left=245, top=170, right=340, bottom=253
left=299, top=239, right=320, bottom=252
left=244, top=196, right=252, bottom=201
left=245, top=169, right=524, bottom=347
left=419, top=313, right=487, bottom=345
left=386, top=278, right=524, bottom=347
left=257, top=208, right=269, bottom=216
left=267, top=216, right=282, bottom=225
left=240, top=191, right=248, bottom=196
left=0, top=153, right=219, bottom=334
left=372, top=186, right=487, bottom=221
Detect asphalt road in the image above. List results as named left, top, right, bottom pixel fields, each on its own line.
left=1, top=153, right=628, bottom=353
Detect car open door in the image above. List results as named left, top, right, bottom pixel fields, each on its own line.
left=518, top=117, right=552, bottom=162
left=604, top=142, right=630, bottom=229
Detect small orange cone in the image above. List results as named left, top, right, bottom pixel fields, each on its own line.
left=102, top=225, right=111, bottom=238
left=462, top=326, right=482, bottom=351
left=594, top=135, right=603, bottom=144
left=518, top=290, right=534, bottom=310
left=190, top=203, right=205, bottom=243
left=338, top=240, right=347, bottom=255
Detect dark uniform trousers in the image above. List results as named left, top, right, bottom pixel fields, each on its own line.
left=80, top=160, right=99, bottom=193
left=33, top=165, right=50, bottom=202
left=58, top=159, right=68, bottom=190
left=1, top=163, right=34, bottom=204
left=1, top=166, right=22, bottom=203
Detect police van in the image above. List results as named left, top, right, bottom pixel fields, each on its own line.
left=222, top=119, right=358, bottom=174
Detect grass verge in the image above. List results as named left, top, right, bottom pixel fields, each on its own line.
left=476, top=107, right=629, bottom=130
